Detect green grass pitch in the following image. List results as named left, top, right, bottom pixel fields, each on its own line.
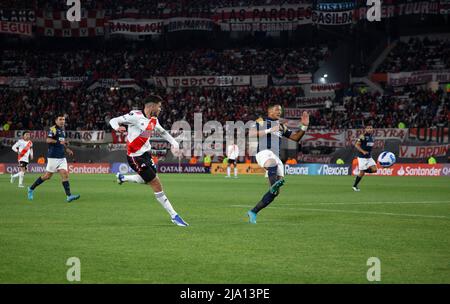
left=0, top=173, right=449, bottom=283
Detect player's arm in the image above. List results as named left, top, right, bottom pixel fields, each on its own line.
left=64, top=141, right=74, bottom=157
left=288, top=111, right=309, bottom=142
left=248, top=122, right=281, bottom=137
left=46, top=128, right=58, bottom=144
left=155, top=120, right=179, bottom=149
left=109, top=112, right=138, bottom=133
left=11, top=141, right=19, bottom=153
left=354, top=136, right=368, bottom=155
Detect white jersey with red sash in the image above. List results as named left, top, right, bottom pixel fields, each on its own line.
left=111, top=110, right=165, bottom=157
left=12, top=139, right=33, bottom=162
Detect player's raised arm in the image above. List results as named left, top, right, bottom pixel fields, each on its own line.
left=109, top=112, right=139, bottom=132
left=288, top=111, right=309, bottom=142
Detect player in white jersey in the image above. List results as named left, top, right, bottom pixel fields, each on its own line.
left=11, top=131, right=33, bottom=188
left=226, top=143, right=239, bottom=178
left=109, top=95, right=189, bottom=227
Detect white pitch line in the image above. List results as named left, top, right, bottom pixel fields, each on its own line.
left=278, top=201, right=450, bottom=206
left=231, top=205, right=450, bottom=219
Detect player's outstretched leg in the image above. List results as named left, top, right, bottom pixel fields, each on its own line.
left=352, top=172, right=363, bottom=192
left=59, top=170, right=80, bottom=202
left=149, top=177, right=188, bottom=227
left=116, top=173, right=145, bottom=185
left=18, top=171, right=25, bottom=188
left=248, top=165, right=283, bottom=224
left=28, top=173, right=51, bottom=200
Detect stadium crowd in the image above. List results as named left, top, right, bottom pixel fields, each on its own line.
left=0, top=47, right=328, bottom=79
left=1, top=85, right=448, bottom=132
left=377, top=37, right=450, bottom=73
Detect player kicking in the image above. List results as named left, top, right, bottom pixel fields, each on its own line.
left=247, top=103, right=309, bottom=224
left=226, top=142, right=239, bottom=178
left=11, top=131, right=33, bottom=188
left=109, top=95, right=189, bottom=227
left=352, top=125, right=377, bottom=191
left=27, top=114, right=80, bottom=202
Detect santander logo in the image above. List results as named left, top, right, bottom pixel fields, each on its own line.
left=397, top=166, right=405, bottom=176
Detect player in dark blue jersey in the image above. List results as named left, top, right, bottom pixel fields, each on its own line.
left=247, top=103, right=309, bottom=224
left=28, top=114, right=80, bottom=202
left=352, top=125, right=378, bottom=192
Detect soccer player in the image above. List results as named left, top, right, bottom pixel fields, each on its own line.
left=27, top=114, right=80, bottom=202
left=352, top=125, right=378, bottom=191
left=11, top=131, right=33, bottom=188
left=109, top=95, right=189, bottom=227
left=226, top=142, right=239, bottom=178
left=247, top=104, right=309, bottom=224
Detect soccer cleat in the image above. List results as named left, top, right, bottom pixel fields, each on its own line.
left=247, top=210, right=257, bottom=224
left=225, top=175, right=231, bottom=178
left=18, top=184, right=25, bottom=188
left=171, top=214, right=189, bottom=227
left=27, top=187, right=34, bottom=200
left=270, top=179, right=285, bottom=194
left=10, top=174, right=15, bottom=184
left=352, top=186, right=361, bottom=192
left=67, top=194, right=80, bottom=202
left=116, top=173, right=125, bottom=185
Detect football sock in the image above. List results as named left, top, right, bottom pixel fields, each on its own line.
left=12, top=172, right=20, bottom=178
left=227, top=167, right=231, bottom=177
left=62, top=181, right=71, bottom=196
left=18, top=171, right=24, bottom=185
left=155, top=191, right=177, bottom=217
left=123, top=175, right=145, bottom=184
left=267, top=166, right=278, bottom=185
left=252, top=191, right=277, bottom=214
left=234, top=167, right=237, bottom=177
left=30, top=177, right=45, bottom=190
left=353, top=176, right=362, bottom=187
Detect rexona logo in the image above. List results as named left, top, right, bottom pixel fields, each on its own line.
left=285, top=165, right=309, bottom=175
left=318, top=165, right=350, bottom=176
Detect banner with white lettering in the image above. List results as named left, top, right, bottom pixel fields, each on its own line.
left=309, top=82, right=342, bottom=93
left=272, top=74, right=312, bottom=85
left=399, top=144, right=450, bottom=158
left=302, top=129, right=346, bottom=147
left=311, top=10, right=354, bottom=25
left=283, top=108, right=318, bottom=119
left=387, top=70, right=450, bottom=86
left=0, top=21, right=32, bottom=36
left=13, top=130, right=106, bottom=143
left=108, top=19, right=163, bottom=35
left=0, top=9, right=35, bottom=22
left=166, top=17, right=214, bottom=32
left=251, top=75, right=269, bottom=88
left=345, top=128, right=408, bottom=148
left=167, top=75, right=250, bottom=87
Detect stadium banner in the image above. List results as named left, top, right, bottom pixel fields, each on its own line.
left=309, top=82, right=342, bottom=93
left=211, top=163, right=265, bottom=175
left=0, top=9, right=35, bottom=22
left=3, top=163, right=110, bottom=174
left=167, top=75, right=250, bottom=87
left=311, top=10, right=354, bottom=25
left=399, top=144, right=450, bottom=158
left=12, top=130, right=106, bottom=143
left=352, top=164, right=445, bottom=177
left=108, top=19, right=163, bottom=35
left=88, top=78, right=142, bottom=90
left=408, top=127, right=449, bottom=143
left=285, top=164, right=351, bottom=176
left=387, top=70, right=450, bottom=86
left=251, top=75, right=269, bottom=88
left=354, top=1, right=441, bottom=21
left=213, top=4, right=313, bottom=32
left=302, top=129, right=346, bottom=147
left=442, top=165, right=450, bottom=176
left=0, top=21, right=32, bottom=36
left=296, top=96, right=330, bottom=107
left=111, top=162, right=135, bottom=174
left=166, top=17, right=215, bottom=32
left=272, top=74, right=312, bottom=85
left=345, top=128, right=408, bottom=143
left=36, top=10, right=105, bottom=37
left=158, top=163, right=211, bottom=174
left=147, top=77, right=168, bottom=87
left=107, top=143, right=126, bottom=152
left=283, top=108, right=318, bottom=118
left=0, top=163, right=4, bottom=174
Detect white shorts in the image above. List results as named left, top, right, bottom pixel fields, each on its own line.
left=46, top=158, right=68, bottom=173
left=357, top=157, right=377, bottom=171
left=256, top=150, right=284, bottom=177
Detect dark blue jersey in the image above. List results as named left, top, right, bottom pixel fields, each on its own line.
left=256, top=117, right=292, bottom=157
left=47, top=125, right=66, bottom=158
left=356, top=133, right=374, bottom=158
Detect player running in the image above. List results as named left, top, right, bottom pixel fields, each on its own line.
left=226, top=142, right=239, bottom=178
left=11, top=131, right=33, bottom=188
left=27, top=114, right=80, bottom=202
left=247, top=103, right=309, bottom=224
left=352, top=125, right=378, bottom=191
left=109, top=95, right=189, bottom=227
